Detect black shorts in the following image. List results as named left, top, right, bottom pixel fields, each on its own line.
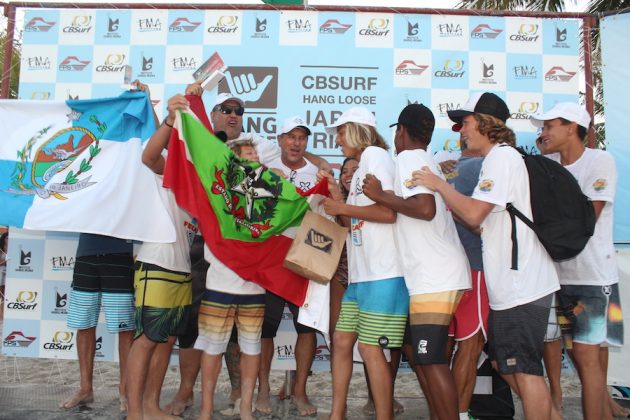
left=488, top=293, right=552, bottom=376
left=71, top=253, right=134, bottom=293
left=261, top=291, right=316, bottom=338
left=177, top=236, right=209, bottom=349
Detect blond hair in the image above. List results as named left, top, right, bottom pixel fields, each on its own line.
left=473, top=113, right=516, bottom=147
left=343, top=122, right=389, bottom=151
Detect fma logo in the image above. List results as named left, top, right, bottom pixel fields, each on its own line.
left=26, top=56, right=51, bottom=71
left=58, top=56, right=90, bottom=71
left=96, top=53, right=126, bottom=72
left=437, top=102, right=462, bottom=118
left=319, top=19, right=352, bottom=34
left=171, top=56, right=197, bottom=71
left=438, top=22, right=463, bottom=37
left=513, top=65, right=538, bottom=79
left=63, top=15, right=92, bottom=33
left=287, top=18, right=312, bottom=33
left=510, top=24, right=539, bottom=42
left=7, top=291, right=38, bottom=310
left=359, top=18, right=390, bottom=36
left=104, top=17, right=121, bottom=39
left=545, top=66, right=576, bottom=82
left=207, top=16, right=239, bottom=33
left=553, top=27, right=569, bottom=49
left=24, top=17, right=56, bottom=32
left=252, top=18, right=269, bottom=38
left=395, top=60, right=428, bottom=76
left=138, top=17, right=162, bottom=32
left=218, top=66, right=278, bottom=109
left=169, top=17, right=201, bottom=32
left=435, top=60, right=465, bottom=78
left=3, top=331, right=37, bottom=348
left=511, top=101, right=540, bottom=119
left=471, top=24, right=502, bottom=39
left=43, top=331, right=74, bottom=351
left=50, top=255, right=75, bottom=271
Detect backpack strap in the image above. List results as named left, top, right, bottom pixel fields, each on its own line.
left=505, top=203, right=538, bottom=271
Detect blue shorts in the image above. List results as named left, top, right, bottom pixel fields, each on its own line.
left=557, top=283, right=624, bottom=347
left=336, top=277, right=408, bottom=348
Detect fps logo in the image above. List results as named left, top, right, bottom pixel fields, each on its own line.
left=471, top=24, right=503, bottom=39
left=435, top=60, right=465, bottom=78
left=511, top=101, right=540, bottom=120
left=104, top=17, right=121, bottom=39
left=252, top=17, right=269, bottom=38
left=7, top=291, right=38, bottom=311
left=43, top=331, right=74, bottom=351
left=359, top=18, right=390, bottom=36
left=510, top=24, right=539, bottom=42
left=545, top=66, right=576, bottom=82
left=63, top=15, right=92, bottom=33
left=96, top=53, right=126, bottom=72
left=218, top=66, right=278, bottom=109
left=169, top=17, right=201, bottom=32
left=207, top=16, right=239, bottom=33
left=24, top=17, right=56, bottom=32
left=58, top=56, right=91, bottom=72
left=395, top=60, right=428, bottom=76
left=319, top=19, right=352, bottom=34
left=3, top=331, right=37, bottom=348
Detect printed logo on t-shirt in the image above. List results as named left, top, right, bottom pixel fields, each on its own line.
left=478, top=179, right=494, bottom=192
left=353, top=177, right=363, bottom=196
left=298, top=181, right=312, bottom=191
left=404, top=178, right=416, bottom=189
left=592, top=178, right=607, bottom=192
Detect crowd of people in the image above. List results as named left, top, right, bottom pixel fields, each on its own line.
left=51, top=80, right=624, bottom=420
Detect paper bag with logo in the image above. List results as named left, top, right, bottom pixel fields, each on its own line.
left=284, top=211, right=348, bottom=284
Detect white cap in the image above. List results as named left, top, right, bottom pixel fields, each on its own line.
left=214, top=92, right=244, bottom=108
left=530, top=102, right=591, bottom=129
left=277, top=116, right=311, bottom=136
left=226, top=132, right=258, bottom=147
left=325, top=107, right=377, bottom=135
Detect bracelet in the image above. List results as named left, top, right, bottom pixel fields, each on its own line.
left=163, top=119, right=173, bottom=128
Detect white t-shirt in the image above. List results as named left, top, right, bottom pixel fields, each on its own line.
left=394, top=150, right=471, bottom=295
left=472, top=145, right=559, bottom=310
left=346, top=146, right=403, bottom=283
left=136, top=174, right=197, bottom=273
left=266, top=157, right=319, bottom=192
left=551, top=148, right=618, bottom=286
left=204, top=245, right=265, bottom=295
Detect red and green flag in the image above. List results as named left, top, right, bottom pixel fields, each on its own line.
left=163, top=96, right=328, bottom=306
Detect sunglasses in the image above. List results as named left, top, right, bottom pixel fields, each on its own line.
left=214, top=104, right=245, bottom=116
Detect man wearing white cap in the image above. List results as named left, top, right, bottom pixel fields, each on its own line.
left=531, top=102, right=624, bottom=420
left=255, top=116, right=320, bottom=416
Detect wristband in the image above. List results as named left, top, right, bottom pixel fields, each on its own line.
left=163, top=119, right=173, bottom=128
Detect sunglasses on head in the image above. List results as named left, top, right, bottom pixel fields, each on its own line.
left=214, top=104, right=245, bottom=116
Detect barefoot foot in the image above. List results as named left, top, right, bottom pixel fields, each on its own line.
left=293, top=395, right=317, bottom=417
left=164, top=396, right=193, bottom=416
left=362, top=399, right=375, bottom=417
left=255, top=392, right=273, bottom=414
left=59, top=389, right=94, bottom=409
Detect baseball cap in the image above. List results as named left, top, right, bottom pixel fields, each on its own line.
left=390, top=103, right=435, bottom=141
left=325, top=107, right=377, bottom=135
left=214, top=92, right=244, bottom=108
left=530, top=102, right=591, bottom=129
left=277, top=116, right=311, bottom=136
left=447, top=92, right=510, bottom=124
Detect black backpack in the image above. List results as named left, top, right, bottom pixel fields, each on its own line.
left=505, top=147, right=596, bottom=270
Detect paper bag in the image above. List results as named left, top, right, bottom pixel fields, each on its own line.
left=284, top=211, right=348, bottom=284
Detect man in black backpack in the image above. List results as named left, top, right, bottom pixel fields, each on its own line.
left=531, top=102, right=624, bottom=420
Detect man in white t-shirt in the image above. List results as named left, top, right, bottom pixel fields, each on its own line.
left=255, top=116, right=320, bottom=416
left=531, top=102, right=623, bottom=420
left=363, top=103, right=471, bottom=420
left=413, top=92, right=560, bottom=420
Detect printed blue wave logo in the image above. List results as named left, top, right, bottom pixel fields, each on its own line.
left=438, top=22, right=463, bottom=37
left=471, top=23, right=502, bottom=39
left=395, top=60, right=428, bottom=76
left=435, top=59, right=465, bottom=78
left=545, top=66, right=576, bottom=82
left=3, top=331, right=37, bottom=348
left=24, top=17, right=56, bottom=32
left=26, top=56, right=51, bottom=71
left=511, top=101, right=540, bottom=120
left=169, top=17, right=201, bottom=32
left=553, top=26, right=569, bottom=48
left=63, top=15, right=92, bottom=33
left=359, top=18, right=390, bottom=36
left=208, top=15, right=239, bottom=33
left=510, top=23, right=539, bottom=42
left=7, top=291, right=38, bottom=310
left=58, top=56, right=90, bottom=72
left=104, top=17, right=121, bottom=39
left=319, top=19, right=352, bottom=34
left=96, top=53, right=126, bottom=73
left=513, top=64, right=538, bottom=80
left=405, top=21, right=421, bottom=42
left=252, top=17, right=269, bottom=38
left=43, top=330, right=74, bottom=351
left=138, top=16, right=162, bottom=32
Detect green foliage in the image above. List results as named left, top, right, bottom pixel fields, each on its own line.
left=0, top=29, right=21, bottom=99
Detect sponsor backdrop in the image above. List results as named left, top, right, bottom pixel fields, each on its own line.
left=7, top=8, right=582, bottom=369
left=18, top=8, right=581, bottom=160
